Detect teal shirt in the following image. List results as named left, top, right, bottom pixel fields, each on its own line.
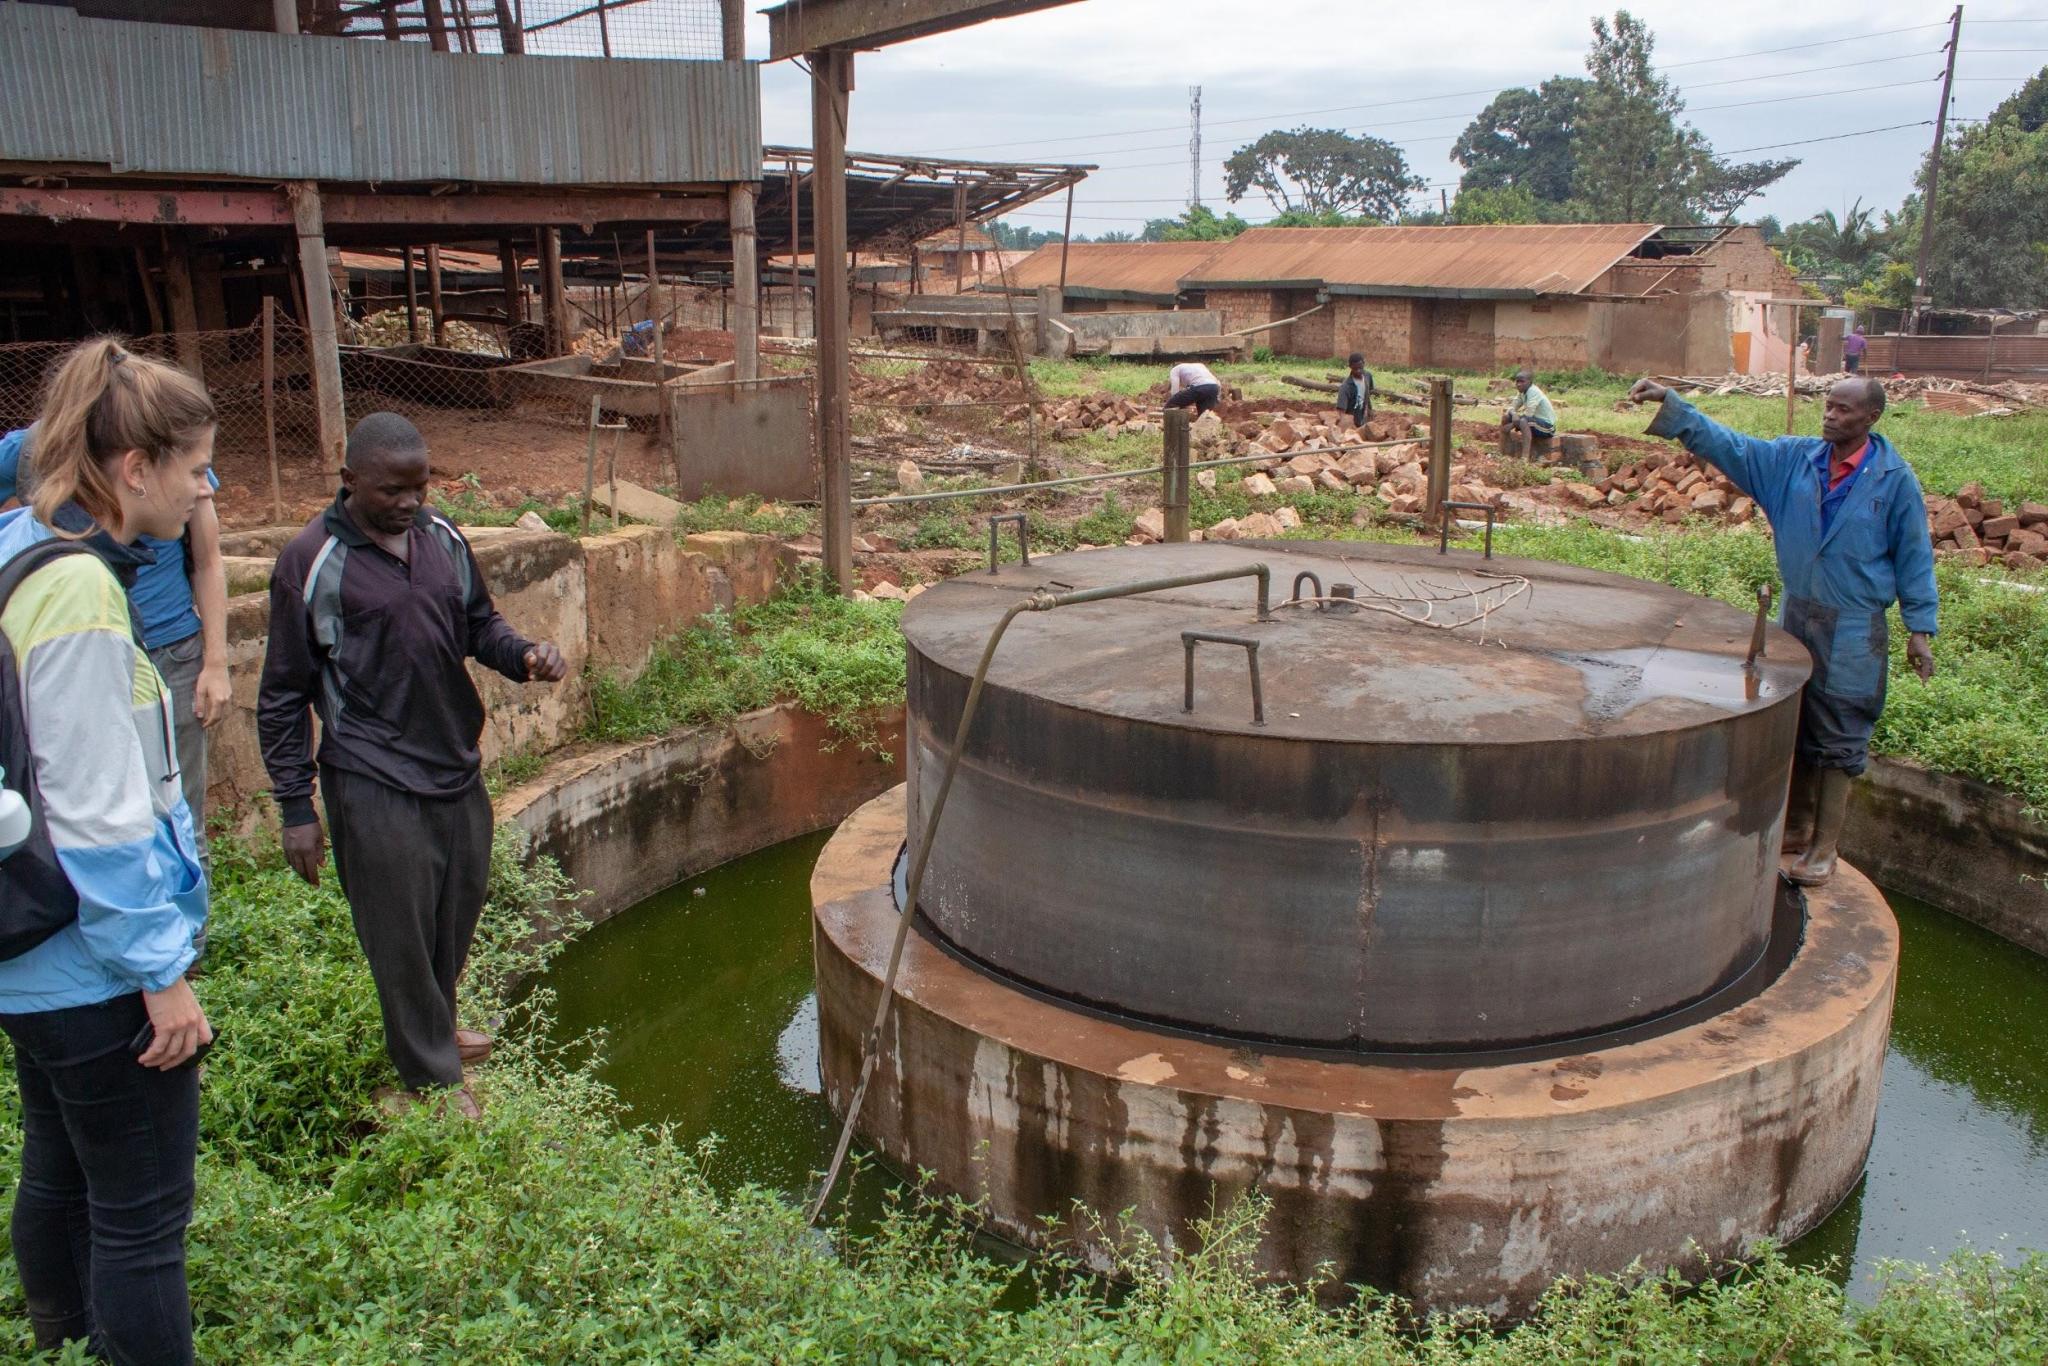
left=1511, top=384, right=1557, bottom=429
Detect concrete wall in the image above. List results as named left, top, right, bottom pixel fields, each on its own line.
left=1848, top=757, right=2048, bottom=957
left=1062, top=309, right=1226, bottom=343
left=202, top=525, right=794, bottom=819
left=497, top=701, right=905, bottom=931
left=1495, top=299, right=1595, bottom=371
left=1328, top=296, right=1424, bottom=367
left=1424, top=299, right=1496, bottom=370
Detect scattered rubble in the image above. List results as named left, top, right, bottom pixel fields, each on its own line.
left=1928, top=486, right=2048, bottom=570
left=1654, top=371, right=2045, bottom=413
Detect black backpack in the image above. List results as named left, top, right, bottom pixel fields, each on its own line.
left=0, top=539, right=120, bottom=959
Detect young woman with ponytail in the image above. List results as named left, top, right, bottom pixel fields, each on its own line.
left=0, top=338, right=214, bottom=1364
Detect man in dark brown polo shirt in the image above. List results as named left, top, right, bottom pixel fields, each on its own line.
left=258, top=412, right=567, bottom=1114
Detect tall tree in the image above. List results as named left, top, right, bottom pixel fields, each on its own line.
left=1139, top=205, right=1250, bottom=243
left=1223, top=127, right=1424, bottom=222
left=1572, top=11, right=1795, bottom=222
left=1781, top=200, right=1889, bottom=286
left=1922, top=109, right=2048, bottom=307
left=1451, top=78, right=1590, bottom=203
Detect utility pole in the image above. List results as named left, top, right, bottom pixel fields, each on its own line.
left=1188, top=85, right=1203, bottom=210
left=1909, top=4, right=1963, bottom=335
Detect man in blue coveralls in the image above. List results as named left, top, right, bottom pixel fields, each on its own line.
left=1626, top=375, right=1938, bottom=888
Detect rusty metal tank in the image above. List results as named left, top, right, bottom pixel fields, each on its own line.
left=900, top=540, right=1812, bottom=1053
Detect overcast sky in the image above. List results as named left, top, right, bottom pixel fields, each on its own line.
left=739, top=1, right=2047, bottom=235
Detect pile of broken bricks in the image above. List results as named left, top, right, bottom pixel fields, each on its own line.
left=1927, top=484, right=2048, bottom=570
left=1579, top=453, right=1758, bottom=525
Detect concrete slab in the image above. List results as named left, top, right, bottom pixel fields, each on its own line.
left=590, top=479, right=686, bottom=526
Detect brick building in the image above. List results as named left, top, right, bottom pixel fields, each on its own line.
left=1178, top=224, right=1804, bottom=374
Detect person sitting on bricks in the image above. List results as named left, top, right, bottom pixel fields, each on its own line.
left=1163, top=360, right=1225, bottom=418
left=1500, top=368, right=1557, bottom=455
left=1337, top=352, right=1375, bottom=430
left=257, top=412, right=569, bottom=1117
left=1627, top=375, right=1937, bottom=887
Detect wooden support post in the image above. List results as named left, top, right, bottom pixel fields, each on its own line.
left=540, top=228, right=567, bottom=355
left=161, top=242, right=205, bottom=382
left=810, top=48, right=854, bottom=591
left=492, top=0, right=525, bottom=52
left=288, top=183, right=347, bottom=475
left=426, top=244, right=446, bottom=346
left=131, top=244, right=164, bottom=336
left=261, top=296, right=282, bottom=523
left=786, top=154, right=802, bottom=338
left=1426, top=377, right=1452, bottom=529
left=498, top=239, right=523, bottom=323
left=952, top=183, right=966, bottom=288
left=422, top=0, right=452, bottom=50
left=1058, top=180, right=1074, bottom=295
left=729, top=184, right=760, bottom=383
left=720, top=0, right=745, bottom=58
left=1163, top=408, right=1191, bottom=543
left=403, top=246, right=420, bottom=341
left=271, top=0, right=298, bottom=33
left=646, top=229, right=672, bottom=459
left=581, top=394, right=600, bottom=537
left=1784, top=304, right=1799, bottom=436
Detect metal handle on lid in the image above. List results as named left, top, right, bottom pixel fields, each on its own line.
left=1182, top=630, right=1265, bottom=726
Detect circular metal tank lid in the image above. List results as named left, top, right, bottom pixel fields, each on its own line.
left=900, top=540, right=1814, bottom=1052
left=903, top=541, right=1811, bottom=741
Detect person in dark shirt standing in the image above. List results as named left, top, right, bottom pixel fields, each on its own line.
left=1337, top=352, right=1374, bottom=429
left=258, top=412, right=567, bottom=1115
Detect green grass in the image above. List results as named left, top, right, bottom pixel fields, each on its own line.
left=432, top=472, right=586, bottom=534
left=1417, top=521, right=2048, bottom=809
left=3, top=817, right=2046, bottom=1358
left=584, top=566, right=905, bottom=753
left=1031, top=358, right=2048, bottom=503
left=671, top=493, right=818, bottom=539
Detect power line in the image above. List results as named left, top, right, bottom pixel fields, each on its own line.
left=1721, top=120, right=1935, bottom=154
left=920, top=26, right=1958, bottom=157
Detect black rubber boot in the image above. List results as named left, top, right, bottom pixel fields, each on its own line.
left=1780, top=762, right=1819, bottom=855
left=1790, top=768, right=1853, bottom=887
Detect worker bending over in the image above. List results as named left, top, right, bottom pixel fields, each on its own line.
left=1627, top=375, right=1937, bottom=887
left=1164, top=361, right=1224, bottom=418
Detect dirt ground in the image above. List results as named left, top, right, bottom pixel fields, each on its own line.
left=209, top=398, right=676, bottom=531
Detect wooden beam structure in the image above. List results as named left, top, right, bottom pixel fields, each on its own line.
left=766, top=0, right=1083, bottom=60
left=811, top=47, right=854, bottom=592
left=0, top=186, right=725, bottom=231
left=730, top=184, right=760, bottom=383
left=160, top=242, right=205, bottom=382
left=287, top=182, right=347, bottom=474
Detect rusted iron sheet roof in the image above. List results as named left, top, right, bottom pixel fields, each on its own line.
left=1182, top=224, right=1663, bottom=298
left=917, top=226, right=1000, bottom=252
left=0, top=6, right=759, bottom=186
left=1005, top=241, right=1228, bottom=299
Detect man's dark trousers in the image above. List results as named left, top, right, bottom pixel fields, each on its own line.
left=322, top=764, right=493, bottom=1090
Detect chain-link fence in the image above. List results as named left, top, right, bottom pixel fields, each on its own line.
left=326, top=0, right=727, bottom=60
left=0, top=319, right=321, bottom=479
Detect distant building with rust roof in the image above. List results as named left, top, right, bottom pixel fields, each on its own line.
left=1179, top=223, right=1803, bottom=375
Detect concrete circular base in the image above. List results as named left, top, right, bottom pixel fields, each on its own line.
left=813, top=786, right=1898, bottom=1320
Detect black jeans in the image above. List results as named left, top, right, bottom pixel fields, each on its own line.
left=324, top=765, right=494, bottom=1091
left=0, top=992, right=199, bottom=1365
left=1164, top=383, right=1221, bottom=415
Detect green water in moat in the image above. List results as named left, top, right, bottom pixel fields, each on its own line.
left=543, top=835, right=2048, bottom=1300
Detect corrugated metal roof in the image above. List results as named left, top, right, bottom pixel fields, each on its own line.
left=0, top=6, right=759, bottom=186
left=1005, top=241, right=1228, bottom=299
left=1181, top=224, right=1663, bottom=298
left=916, top=226, right=1000, bottom=252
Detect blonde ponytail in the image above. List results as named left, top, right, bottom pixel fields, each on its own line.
left=29, top=338, right=215, bottom=534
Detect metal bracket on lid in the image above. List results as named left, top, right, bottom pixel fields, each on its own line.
left=1438, top=500, right=1498, bottom=559
left=987, top=512, right=1029, bottom=574
left=1290, top=570, right=1325, bottom=610
left=1182, top=630, right=1265, bottom=726
left=1745, top=584, right=1774, bottom=670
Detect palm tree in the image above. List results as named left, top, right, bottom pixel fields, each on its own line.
left=1786, top=200, right=1888, bottom=283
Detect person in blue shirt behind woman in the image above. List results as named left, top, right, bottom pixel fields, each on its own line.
left=1627, top=374, right=1938, bottom=888
left=0, top=339, right=215, bottom=1364
left=0, top=401, right=228, bottom=830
